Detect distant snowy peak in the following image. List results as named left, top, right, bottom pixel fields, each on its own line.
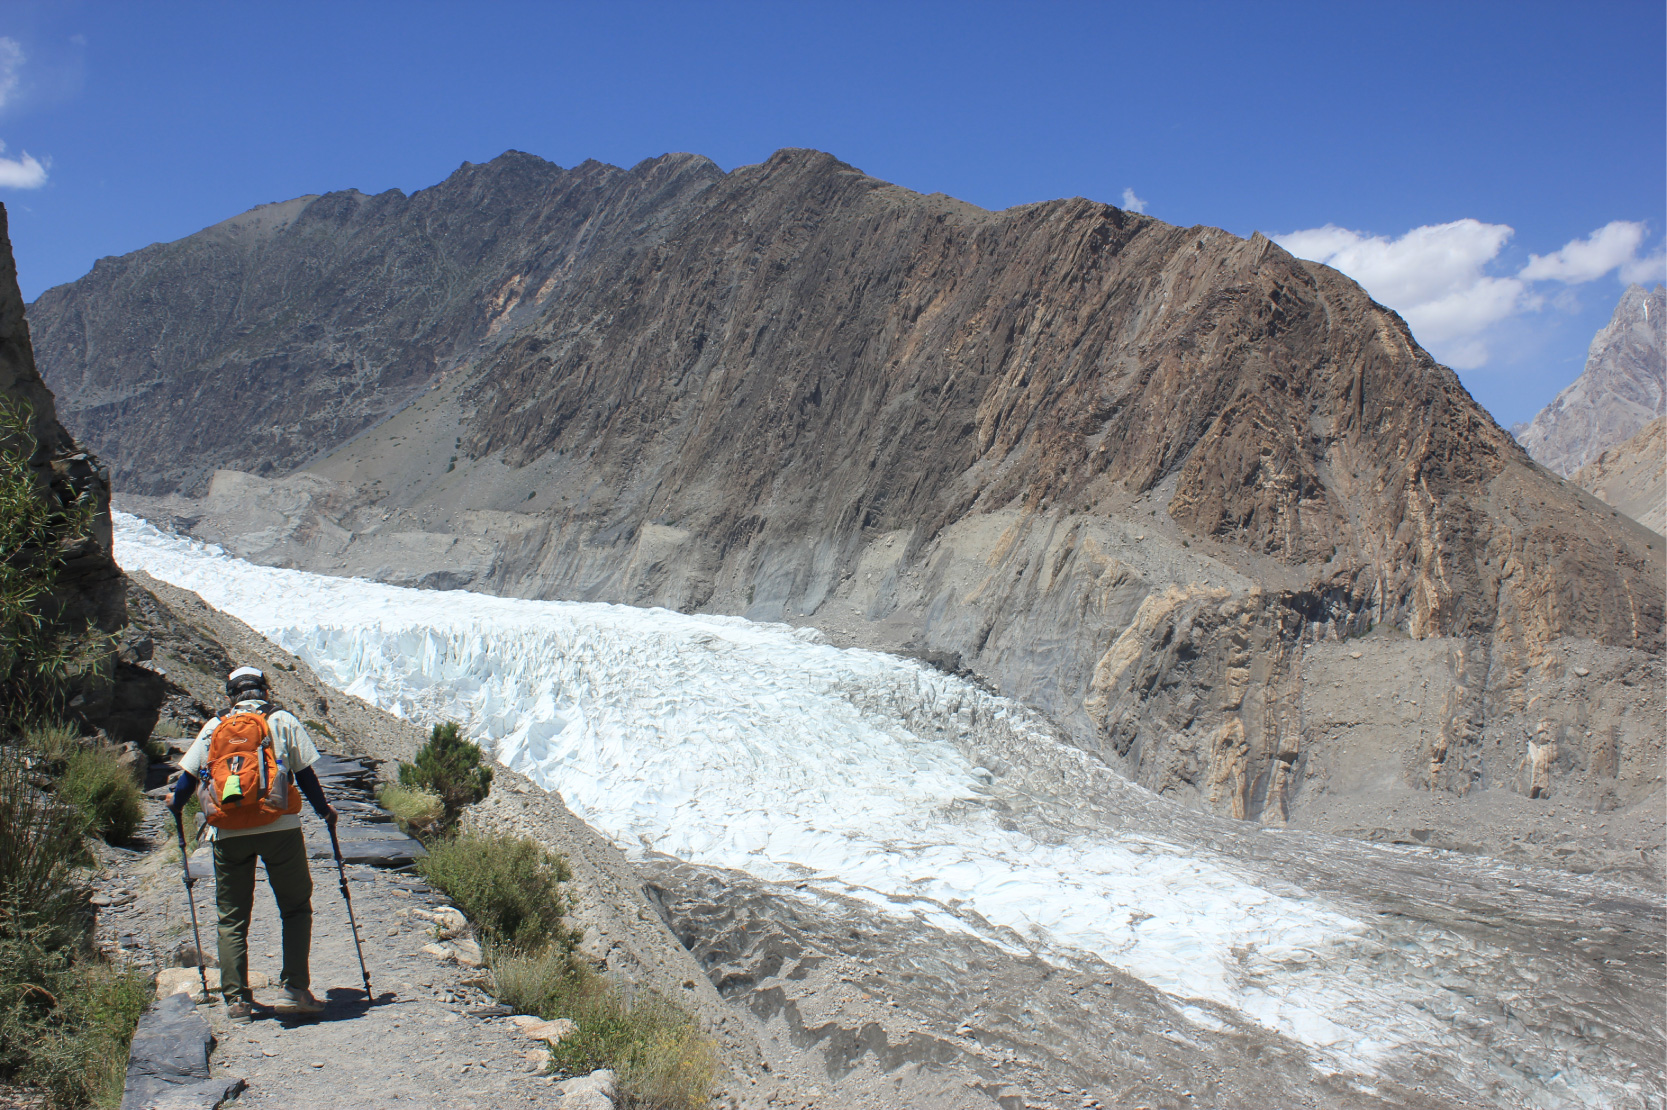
left=1516, top=283, right=1666, bottom=477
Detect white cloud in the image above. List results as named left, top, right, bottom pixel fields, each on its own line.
left=1121, top=188, right=1147, bottom=214
left=1619, top=244, right=1665, bottom=286
left=1273, top=219, right=1528, bottom=367
left=1275, top=217, right=1663, bottom=369
left=0, top=40, right=49, bottom=190
left=0, top=143, right=46, bottom=188
left=1519, top=221, right=1648, bottom=283
left=0, top=38, right=21, bottom=112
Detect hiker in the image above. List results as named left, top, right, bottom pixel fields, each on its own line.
left=167, top=666, right=339, bottom=1021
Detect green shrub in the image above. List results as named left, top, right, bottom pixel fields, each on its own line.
left=397, top=721, right=492, bottom=829
left=57, top=749, right=142, bottom=845
left=0, top=747, right=148, bottom=1108
left=0, top=748, right=86, bottom=943
left=0, top=933, right=149, bottom=1110
left=0, top=398, right=106, bottom=729
left=422, top=828, right=715, bottom=1109
left=376, top=782, right=444, bottom=838
left=416, top=834, right=578, bottom=952
left=23, top=722, right=83, bottom=769
left=491, top=948, right=716, bottom=1110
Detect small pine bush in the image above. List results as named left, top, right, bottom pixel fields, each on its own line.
left=416, top=834, right=578, bottom=952
left=397, top=721, right=492, bottom=829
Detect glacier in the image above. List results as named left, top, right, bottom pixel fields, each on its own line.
left=115, top=512, right=1659, bottom=1103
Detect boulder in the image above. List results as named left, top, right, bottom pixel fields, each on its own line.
left=120, top=992, right=247, bottom=1110
left=510, top=1014, right=575, bottom=1046
left=553, top=1068, right=616, bottom=1110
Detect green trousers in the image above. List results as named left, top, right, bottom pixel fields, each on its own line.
left=212, top=826, right=313, bottom=1002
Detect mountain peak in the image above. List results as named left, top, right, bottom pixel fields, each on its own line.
left=1516, top=283, right=1666, bottom=476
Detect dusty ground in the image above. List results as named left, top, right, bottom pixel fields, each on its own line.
left=96, top=797, right=572, bottom=1108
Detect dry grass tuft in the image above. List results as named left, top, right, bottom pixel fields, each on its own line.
left=376, top=782, right=445, bottom=838
left=491, top=947, right=717, bottom=1110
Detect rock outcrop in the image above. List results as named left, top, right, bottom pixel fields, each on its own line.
left=1515, top=284, right=1666, bottom=476
left=1571, top=415, right=1665, bottom=535
left=30, top=151, right=1665, bottom=836
left=0, top=201, right=137, bottom=732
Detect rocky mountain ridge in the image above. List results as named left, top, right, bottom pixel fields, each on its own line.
left=1515, top=283, right=1666, bottom=477
left=30, top=150, right=1664, bottom=843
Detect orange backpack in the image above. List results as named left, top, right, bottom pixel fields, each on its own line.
left=196, top=708, right=303, bottom=830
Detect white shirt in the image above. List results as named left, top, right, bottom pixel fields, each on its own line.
left=181, top=701, right=321, bottom=841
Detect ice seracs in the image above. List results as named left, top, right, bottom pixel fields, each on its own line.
left=110, top=513, right=1549, bottom=1084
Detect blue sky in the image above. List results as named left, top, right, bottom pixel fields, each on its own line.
left=0, top=0, right=1660, bottom=426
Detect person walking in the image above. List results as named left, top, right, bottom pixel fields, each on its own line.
left=167, top=666, right=339, bottom=1022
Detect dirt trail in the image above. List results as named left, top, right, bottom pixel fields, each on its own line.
left=102, top=779, right=578, bottom=1108
left=193, top=814, right=556, bottom=1108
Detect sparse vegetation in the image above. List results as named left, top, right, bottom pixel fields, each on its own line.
left=491, top=947, right=717, bottom=1110
left=56, top=748, right=143, bottom=846
left=0, top=399, right=150, bottom=1103
left=420, top=832, right=716, bottom=1110
left=397, top=721, right=492, bottom=831
left=0, top=399, right=106, bottom=729
left=22, top=721, right=83, bottom=769
left=416, top=834, right=578, bottom=952
left=376, top=781, right=445, bottom=838
left=0, top=748, right=149, bottom=1108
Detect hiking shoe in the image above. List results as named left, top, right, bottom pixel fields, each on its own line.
left=225, top=1001, right=255, bottom=1024
left=273, top=987, right=325, bottom=1015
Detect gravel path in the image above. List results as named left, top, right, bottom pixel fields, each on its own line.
left=101, top=783, right=569, bottom=1109
left=200, top=830, right=557, bottom=1109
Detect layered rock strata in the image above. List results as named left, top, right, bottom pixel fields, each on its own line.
left=31, top=151, right=1665, bottom=838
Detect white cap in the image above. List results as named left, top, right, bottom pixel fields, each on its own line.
left=227, top=666, right=265, bottom=682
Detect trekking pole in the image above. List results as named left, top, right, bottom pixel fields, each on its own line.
left=327, top=822, right=373, bottom=1001
left=172, top=810, right=213, bottom=1001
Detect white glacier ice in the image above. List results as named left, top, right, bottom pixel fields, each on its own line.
left=112, top=513, right=1458, bottom=1074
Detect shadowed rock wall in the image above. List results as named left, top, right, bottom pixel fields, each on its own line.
left=0, top=202, right=134, bottom=731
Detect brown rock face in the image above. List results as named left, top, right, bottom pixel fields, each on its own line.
left=1572, top=416, right=1665, bottom=535
left=0, top=202, right=132, bottom=730
left=31, top=150, right=1665, bottom=834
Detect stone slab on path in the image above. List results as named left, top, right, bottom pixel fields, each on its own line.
left=120, top=992, right=246, bottom=1110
